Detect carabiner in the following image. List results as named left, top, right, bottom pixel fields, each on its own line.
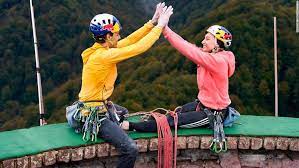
left=210, top=141, right=222, bottom=153
left=222, top=140, right=227, bottom=152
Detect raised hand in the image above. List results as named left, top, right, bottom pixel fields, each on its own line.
left=151, top=2, right=165, bottom=24
left=157, top=5, right=173, bottom=28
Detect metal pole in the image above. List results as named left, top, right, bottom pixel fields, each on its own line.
left=296, top=0, right=299, bottom=33
left=274, top=17, right=278, bottom=117
left=30, top=0, right=46, bottom=125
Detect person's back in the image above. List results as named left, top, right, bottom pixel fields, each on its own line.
left=195, top=50, right=235, bottom=109
left=79, top=43, right=118, bottom=101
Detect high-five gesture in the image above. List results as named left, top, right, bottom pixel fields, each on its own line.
left=157, top=5, right=173, bottom=28
left=151, top=2, right=165, bottom=24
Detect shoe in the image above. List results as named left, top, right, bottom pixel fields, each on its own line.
left=120, top=121, right=129, bottom=131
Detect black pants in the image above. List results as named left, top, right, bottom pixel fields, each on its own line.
left=129, top=100, right=210, bottom=132
left=100, top=104, right=137, bottom=168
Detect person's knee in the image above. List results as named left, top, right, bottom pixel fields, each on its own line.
left=116, top=105, right=128, bottom=116
left=121, top=107, right=129, bottom=116
left=127, top=141, right=138, bottom=157
left=119, top=139, right=139, bottom=156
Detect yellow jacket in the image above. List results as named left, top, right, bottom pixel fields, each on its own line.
left=79, top=21, right=162, bottom=103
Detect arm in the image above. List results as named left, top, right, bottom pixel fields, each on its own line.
left=117, top=21, right=154, bottom=48
left=163, top=26, right=226, bottom=73
left=106, top=26, right=162, bottom=63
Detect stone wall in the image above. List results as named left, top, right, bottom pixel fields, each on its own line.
left=1, top=136, right=299, bottom=168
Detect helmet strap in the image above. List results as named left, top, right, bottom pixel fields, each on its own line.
left=212, top=38, right=220, bottom=53
left=93, top=34, right=106, bottom=43
left=212, top=47, right=219, bottom=53
left=106, top=35, right=116, bottom=47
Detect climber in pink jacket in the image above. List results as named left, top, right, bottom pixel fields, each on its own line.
left=163, top=25, right=235, bottom=110
left=122, top=25, right=235, bottom=131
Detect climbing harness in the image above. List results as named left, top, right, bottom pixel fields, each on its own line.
left=105, top=101, right=121, bottom=125
left=66, top=100, right=122, bottom=142
left=81, top=106, right=107, bottom=142
left=72, top=103, right=107, bottom=142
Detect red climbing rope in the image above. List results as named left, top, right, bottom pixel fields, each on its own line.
left=151, top=109, right=178, bottom=168
left=151, top=112, right=172, bottom=168
left=169, top=111, right=178, bottom=168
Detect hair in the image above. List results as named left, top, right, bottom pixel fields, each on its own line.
left=93, top=32, right=113, bottom=43
left=216, top=39, right=225, bottom=49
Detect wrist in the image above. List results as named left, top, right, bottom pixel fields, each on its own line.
left=150, top=19, right=156, bottom=25
left=151, top=16, right=159, bottom=24
left=156, top=23, right=164, bottom=29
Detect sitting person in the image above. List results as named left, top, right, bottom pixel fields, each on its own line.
left=121, top=24, right=235, bottom=132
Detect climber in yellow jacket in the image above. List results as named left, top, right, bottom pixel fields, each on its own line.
left=76, top=3, right=173, bottom=168
left=79, top=4, right=172, bottom=103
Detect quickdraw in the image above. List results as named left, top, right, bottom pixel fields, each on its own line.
left=81, top=106, right=107, bottom=142
left=71, top=102, right=107, bottom=142
left=205, top=109, right=227, bottom=153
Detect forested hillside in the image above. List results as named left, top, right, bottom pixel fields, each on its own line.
left=0, top=0, right=298, bottom=131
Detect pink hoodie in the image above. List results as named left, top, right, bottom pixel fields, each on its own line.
left=163, top=26, right=235, bottom=110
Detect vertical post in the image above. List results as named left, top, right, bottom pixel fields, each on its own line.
left=30, top=0, right=46, bottom=125
left=274, top=17, right=278, bottom=117
left=296, top=0, right=299, bottom=33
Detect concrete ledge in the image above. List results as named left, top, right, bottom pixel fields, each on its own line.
left=1, top=136, right=299, bottom=168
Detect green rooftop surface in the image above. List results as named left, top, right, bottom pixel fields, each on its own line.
left=0, top=115, right=299, bottom=160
